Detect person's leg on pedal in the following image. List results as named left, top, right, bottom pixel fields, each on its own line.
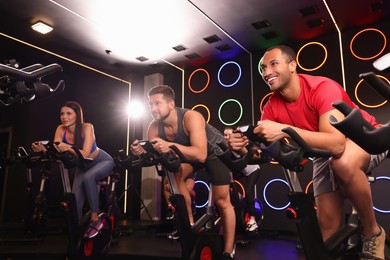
left=81, top=150, right=114, bottom=238
left=331, top=140, right=387, bottom=259
left=312, top=157, right=345, bottom=241
left=244, top=167, right=261, bottom=232
left=207, top=157, right=236, bottom=259
left=174, top=163, right=195, bottom=225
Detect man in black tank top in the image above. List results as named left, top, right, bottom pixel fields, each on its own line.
left=131, top=85, right=236, bottom=259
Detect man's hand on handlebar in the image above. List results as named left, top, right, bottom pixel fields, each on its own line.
left=151, top=138, right=173, bottom=154
left=226, top=129, right=249, bottom=155
left=130, top=140, right=148, bottom=156
left=254, top=120, right=289, bottom=143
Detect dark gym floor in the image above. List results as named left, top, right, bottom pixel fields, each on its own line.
left=0, top=218, right=306, bottom=260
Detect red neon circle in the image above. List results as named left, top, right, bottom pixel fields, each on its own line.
left=83, top=239, right=94, bottom=256
left=350, top=28, right=387, bottom=61
left=188, top=68, right=210, bottom=93
left=200, top=246, right=212, bottom=260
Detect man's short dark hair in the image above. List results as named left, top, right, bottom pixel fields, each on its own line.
left=148, top=85, right=175, bottom=101
left=265, top=45, right=296, bottom=63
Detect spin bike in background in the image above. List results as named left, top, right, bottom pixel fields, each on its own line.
left=0, top=61, right=65, bottom=106
left=55, top=144, right=113, bottom=259
left=12, top=143, right=65, bottom=240
left=117, top=141, right=224, bottom=260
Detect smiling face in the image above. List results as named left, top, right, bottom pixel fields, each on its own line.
left=259, top=48, right=297, bottom=92
left=60, top=106, right=77, bottom=128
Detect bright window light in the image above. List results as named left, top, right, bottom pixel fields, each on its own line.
left=373, top=52, right=390, bottom=71
left=31, top=22, right=53, bottom=34
left=127, top=100, right=145, bottom=119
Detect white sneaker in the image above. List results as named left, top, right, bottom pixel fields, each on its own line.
left=246, top=221, right=258, bottom=232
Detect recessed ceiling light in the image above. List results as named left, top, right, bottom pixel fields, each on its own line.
left=251, top=19, right=272, bottom=30
left=172, top=45, right=187, bottom=52
left=298, top=5, right=319, bottom=17
left=136, top=56, right=149, bottom=62
left=203, top=35, right=221, bottom=44
left=307, top=18, right=325, bottom=28
left=185, top=53, right=201, bottom=60
left=216, top=44, right=232, bottom=52
left=31, top=21, right=53, bottom=34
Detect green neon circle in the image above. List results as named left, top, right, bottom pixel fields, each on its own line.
left=218, top=99, right=243, bottom=126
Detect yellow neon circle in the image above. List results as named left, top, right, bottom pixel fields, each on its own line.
left=296, top=42, right=328, bottom=71
left=350, top=28, right=387, bottom=61
left=305, top=180, right=313, bottom=194
left=188, top=68, right=210, bottom=93
left=259, top=92, right=273, bottom=113
left=191, top=104, right=211, bottom=123
left=354, top=75, right=390, bottom=108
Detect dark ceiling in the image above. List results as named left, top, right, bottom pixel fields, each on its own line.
left=0, top=0, right=389, bottom=76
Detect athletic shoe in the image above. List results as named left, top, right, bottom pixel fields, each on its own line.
left=246, top=221, right=258, bottom=232
left=166, top=205, right=175, bottom=220
left=221, top=252, right=234, bottom=259
left=361, top=225, right=385, bottom=260
left=167, top=228, right=180, bottom=240
left=85, top=219, right=103, bottom=238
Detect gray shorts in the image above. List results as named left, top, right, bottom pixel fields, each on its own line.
left=312, top=151, right=388, bottom=197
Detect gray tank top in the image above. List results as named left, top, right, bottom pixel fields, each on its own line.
left=158, top=107, right=225, bottom=158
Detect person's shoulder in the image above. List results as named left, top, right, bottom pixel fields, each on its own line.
left=82, top=122, right=94, bottom=131
left=55, top=124, right=66, bottom=132
left=183, top=108, right=203, bottom=120
left=299, top=73, right=341, bottom=89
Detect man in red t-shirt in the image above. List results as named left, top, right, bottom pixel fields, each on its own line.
left=228, top=45, right=387, bottom=260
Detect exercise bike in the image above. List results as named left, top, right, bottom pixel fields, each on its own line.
left=238, top=124, right=390, bottom=259
left=8, top=144, right=67, bottom=242
left=54, top=144, right=113, bottom=259
left=117, top=141, right=224, bottom=260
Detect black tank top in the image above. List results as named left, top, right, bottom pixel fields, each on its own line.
left=158, top=107, right=225, bottom=159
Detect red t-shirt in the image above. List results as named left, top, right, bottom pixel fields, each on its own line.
left=261, top=74, right=379, bottom=131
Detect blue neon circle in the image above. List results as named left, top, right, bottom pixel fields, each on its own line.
left=217, top=61, right=242, bottom=88
left=194, top=180, right=210, bottom=208
left=263, top=178, right=291, bottom=211
left=372, top=176, right=390, bottom=214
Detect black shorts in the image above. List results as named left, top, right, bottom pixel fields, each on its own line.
left=204, top=157, right=232, bottom=186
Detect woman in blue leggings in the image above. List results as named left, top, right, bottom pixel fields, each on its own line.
left=32, top=101, right=114, bottom=238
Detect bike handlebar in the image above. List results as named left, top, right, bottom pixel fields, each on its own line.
left=329, top=72, right=390, bottom=154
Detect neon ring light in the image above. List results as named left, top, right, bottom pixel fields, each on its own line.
left=194, top=180, right=210, bottom=208
left=354, top=75, right=390, bottom=108
left=233, top=180, right=246, bottom=198
left=191, top=104, right=211, bottom=123
left=372, top=176, right=390, bottom=214
left=217, top=61, right=242, bottom=88
left=350, top=28, right=387, bottom=61
left=263, top=178, right=291, bottom=210
left=296, top=42, right=328, bottom=71
left=258, top=59, right=264, bottom=76
left=305, top=180, right=313, bottom=194
left=218, top=99, right=243, bottom=126
left=188, top=68, right=210, bottom=93
left=259, top=92, right=273, bottom=113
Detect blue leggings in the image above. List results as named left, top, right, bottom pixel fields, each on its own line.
left=72, top=149, right=114, bottom=220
